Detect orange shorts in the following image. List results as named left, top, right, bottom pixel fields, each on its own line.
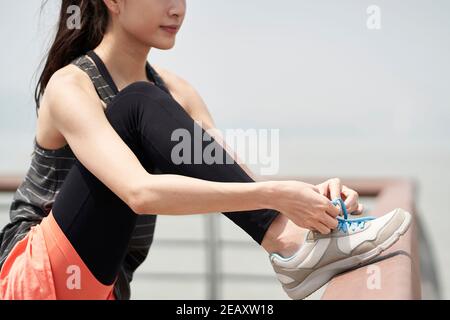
left=0, top=210, right=116, bottom=300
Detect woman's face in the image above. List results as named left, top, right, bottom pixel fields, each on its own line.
left=109, top=0, right=186, bottom=50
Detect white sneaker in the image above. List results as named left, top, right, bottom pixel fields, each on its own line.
left=269, top=200, right=412, bottom=300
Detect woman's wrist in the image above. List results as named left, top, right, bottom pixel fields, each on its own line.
left=258, top=180, right=281, bottom=210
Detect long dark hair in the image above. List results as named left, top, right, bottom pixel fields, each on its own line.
left=34, top=0, right=109, bottom=113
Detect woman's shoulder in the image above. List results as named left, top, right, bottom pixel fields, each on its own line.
left=39, top=64, right=106, bottom=132
left=48, top=64, right=94, bottom=92
left=36, top=64, right=103, bottom=151
left=152, top=65, right=201, bottom=114
left=44, top=64, right=103, bottom=107
left=152, top=65, right=190, bottom=92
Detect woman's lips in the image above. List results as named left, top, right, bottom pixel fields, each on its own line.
left=160, top=26, right=178, bottom=34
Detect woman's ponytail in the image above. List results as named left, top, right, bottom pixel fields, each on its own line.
left=34, top=0, right=109, bottom=113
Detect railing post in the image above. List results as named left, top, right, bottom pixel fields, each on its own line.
left=204, top=214, right=221, bottom=299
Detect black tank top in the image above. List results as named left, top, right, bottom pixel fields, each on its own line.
left=0, top=50, right=172, bottom=299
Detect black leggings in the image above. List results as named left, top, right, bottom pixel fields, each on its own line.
left=52, top=81, right=280, bottom=285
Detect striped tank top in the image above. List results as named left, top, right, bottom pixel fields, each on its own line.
left=0, top=50, right=171, bottom=299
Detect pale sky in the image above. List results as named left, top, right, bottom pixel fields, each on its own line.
left=1, top=0, right=450, bottom=161
left=1, top=0, right=449, bottom=150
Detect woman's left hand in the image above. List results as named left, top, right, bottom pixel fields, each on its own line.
left=315, top=178, right=364, bottom=215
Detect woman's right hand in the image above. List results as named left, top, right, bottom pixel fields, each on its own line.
left=269, top=180, right=341, bottom=234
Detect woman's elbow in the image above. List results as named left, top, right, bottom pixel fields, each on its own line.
left=127, top=184, right=158, bottom=215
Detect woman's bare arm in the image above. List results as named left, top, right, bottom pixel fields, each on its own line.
left=44, top=66, right=274, bottom=215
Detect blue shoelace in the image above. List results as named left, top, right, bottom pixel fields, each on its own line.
left=271, top=198, right=376, bottom=261
left=331, top=198, right=375, bottom=233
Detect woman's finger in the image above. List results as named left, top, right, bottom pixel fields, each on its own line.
left=321, top=213, right=338, bottom=230
left=352, top=203, right=364, bottom=215
left=326, top=199, right=341, bottom=217
left=314, top=222, right=331, bottom=235
left=328, top=178, right=342, bottom=201
left=315, top=182, right=328, bottom=197
left=315, top=184, right=325, bottom=195
left=342, top=185, right=359, bottom=212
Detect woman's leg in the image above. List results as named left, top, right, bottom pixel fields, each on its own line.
left=51, top=81, right=280, bottom=287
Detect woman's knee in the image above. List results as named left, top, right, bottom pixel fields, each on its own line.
left=117, top=81, right=159, bottom=97
left=102, top=81, right=171, bottom=153
left=106, top=81, right=164, bottom=114
left=104, top=81, right=166, bottom=128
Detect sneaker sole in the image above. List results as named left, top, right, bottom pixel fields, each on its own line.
left=284, top=208, right=412, bottom=300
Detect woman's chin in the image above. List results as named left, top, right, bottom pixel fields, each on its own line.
left=151, top=39, right=176, bottom=50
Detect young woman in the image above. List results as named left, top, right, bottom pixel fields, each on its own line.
left=0, top=0, right=410, bottom=300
